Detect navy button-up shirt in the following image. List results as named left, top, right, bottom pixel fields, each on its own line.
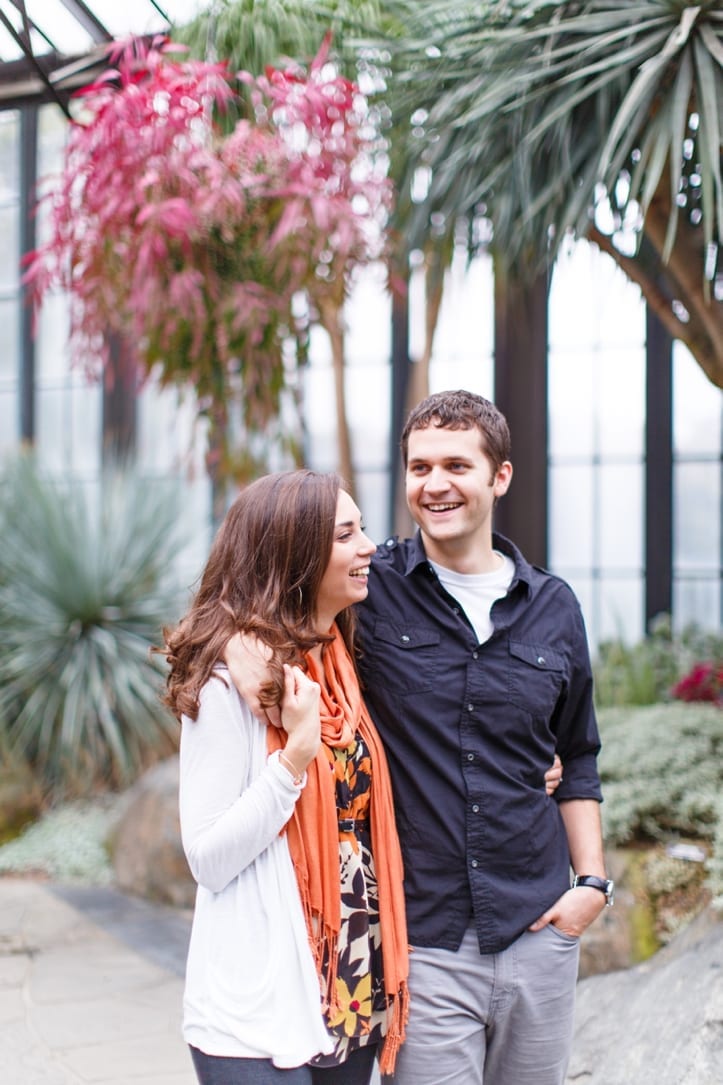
left=356, top=531, right=603, bottom=954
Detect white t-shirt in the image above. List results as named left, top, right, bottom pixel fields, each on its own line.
left=429, top=551, right=515, bottom=644
left=179, top=666, right=333, bottom=1066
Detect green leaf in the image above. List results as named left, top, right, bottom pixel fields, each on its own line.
left=693, top=36, right=723, bottom=243
left=662, top=50, right=694, bottom=263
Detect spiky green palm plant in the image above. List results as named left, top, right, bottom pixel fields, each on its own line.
left=0, top=456, right=184, bottom=796
left=383, top=0, right=723, bottom=390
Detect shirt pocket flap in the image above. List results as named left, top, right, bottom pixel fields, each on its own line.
left=373, top=621, right=441, bottom=651
left=509, top=641, right=565, bottom=672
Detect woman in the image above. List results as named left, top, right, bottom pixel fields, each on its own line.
left=161, top=470, right=408, bottom=1085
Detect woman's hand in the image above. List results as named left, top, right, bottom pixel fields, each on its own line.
left=545, top=753, right=563, bottom=796
left=279, top=665, right=321, bottom=778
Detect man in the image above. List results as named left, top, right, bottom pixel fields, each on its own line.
left=358, top=389, right=609, bottom=1084
left=228, top=389, right=609, bottom=1084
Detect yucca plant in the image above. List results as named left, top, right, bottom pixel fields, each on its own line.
left=0, top=456, right=184, bottom=797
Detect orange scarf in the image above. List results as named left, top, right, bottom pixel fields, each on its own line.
left=266, top=626, right=409, bottom=1074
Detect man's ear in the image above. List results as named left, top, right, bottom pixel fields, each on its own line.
left=493, top=460, right=513, bottom=498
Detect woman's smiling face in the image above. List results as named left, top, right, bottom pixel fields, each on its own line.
left=315, top=490, right=376, bottom=631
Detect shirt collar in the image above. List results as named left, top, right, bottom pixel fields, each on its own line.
left=402, top=529, right=535, bottom=598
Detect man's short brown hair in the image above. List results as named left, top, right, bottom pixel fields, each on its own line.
left=401, top=389, right=511, bottom=473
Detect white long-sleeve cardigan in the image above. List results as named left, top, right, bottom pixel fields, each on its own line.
left=179, top=665, right=334, bottom=1067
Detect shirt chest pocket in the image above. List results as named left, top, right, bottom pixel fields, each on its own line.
left=366, top=620, right=441, bottom=695
left=507, top=641, right=566, bottom=718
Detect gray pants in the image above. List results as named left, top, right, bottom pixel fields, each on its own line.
left=383, top=923, right=580, bottom=1085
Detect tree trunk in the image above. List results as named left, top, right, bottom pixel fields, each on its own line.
left=205, top=402, right=230, bottom=530
left=392, top=243, right=449, bottom=536
left=102, top=332, right=137, bottom=468
left=493, top=262, right=549, bottom=568
left=317, top=295, right=356, bottom=499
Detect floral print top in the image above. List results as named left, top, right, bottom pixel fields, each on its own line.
left=311, top=732, right=387, bottom=1066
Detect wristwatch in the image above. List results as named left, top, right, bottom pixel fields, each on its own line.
left=572, top=874, right=615, bottom=907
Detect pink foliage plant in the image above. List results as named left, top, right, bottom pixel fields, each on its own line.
left=24, top=33, right=391, bottom=473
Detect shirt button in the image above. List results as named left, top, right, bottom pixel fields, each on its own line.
left=466, top=753, right=474, bottom=762
left=471, top=804, right=480, bottom=814
left=472, top=651, right=479, bottom=659
left=471, top=859, right=479, bottom=869
left=537, top=655, right=546, bottom=665
left=401, top=634, right=410, bottom=642
left=467, top=703, right=474, bottom=712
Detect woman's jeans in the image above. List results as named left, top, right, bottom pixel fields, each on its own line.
left=190, top=1043, right=378, bottom=1085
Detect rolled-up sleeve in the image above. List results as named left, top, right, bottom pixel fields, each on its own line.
left=551, top=591, right=603, bottom=804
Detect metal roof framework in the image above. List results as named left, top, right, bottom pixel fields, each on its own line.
left=0, top=0, right=177, bottom=115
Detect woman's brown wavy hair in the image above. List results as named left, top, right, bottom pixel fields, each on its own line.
left=162, top=470, right=354, bottom=720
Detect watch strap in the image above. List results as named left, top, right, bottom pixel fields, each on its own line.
left=572, top=874, right=614, bottom=905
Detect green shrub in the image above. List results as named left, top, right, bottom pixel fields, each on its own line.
left=597, top=702, right=723, bottom=904
left=0, top=455, right=185, bottom=796
left=593, top=614, right=723, bottom=708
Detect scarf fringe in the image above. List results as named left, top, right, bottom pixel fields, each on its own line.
left=317, top=926, right=340, bottom=1017
left=378, top=981, right=409, bottom=1076
left=301, top=892, right=341, bottom=1017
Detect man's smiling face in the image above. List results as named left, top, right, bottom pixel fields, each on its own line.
left=405, top=424, right=512, bottom=570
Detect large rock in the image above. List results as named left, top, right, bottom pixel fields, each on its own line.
left=578, top=847, right=636, bottom=978
left=567, top=907, right=723, bottom=1084
left=109, top=756, right=195, bottom=909
left=0, top=757, right=43, bottom=843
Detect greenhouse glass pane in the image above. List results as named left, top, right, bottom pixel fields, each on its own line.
left=35, top=380, right=100, bottom=475
left=549, top=240, right=644, bottom=352
left=0, top=296, right=18, bottom=381
left=0, top=389, right=16, bottom=453
left=38, top=104, right=69, bottom=177
left=673, top=578, right=720, bottom=633
left=348, top=363, right=390, bottom=471
left=430, top=250, right=494, bottom=374
left=0, top=205, right=19, bottom=289
left=87, top=0, right=204, bottom=36
left=137, top=381, right=206, bottom=475
left=550, top=242, right=601, bottom=351
left=599, top=463, right=643, bottom=569
left=355, top=469, right=390, bottom=547
left=548, top=347, right=595, bottom=458
left=36, top=293, right=71, bottom=379
left=22, top=1, right=95, bottom=56
left=598, top=576, right=644, bottom=645
left=71, top=383, right=101, bottom=471
left=597, top=348, right=645, bottom=458
left=673, top=343, right=722, bottom=457
left=674, top=462, right=720, bottom=570
left=346, top=263, right=391, bottom=366
left=549, top=463, right=595, bottom=568
left=0, top=111, right=18, bottom=199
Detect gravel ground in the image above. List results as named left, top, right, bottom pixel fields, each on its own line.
left=0, top=797, right=124, bottom=885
